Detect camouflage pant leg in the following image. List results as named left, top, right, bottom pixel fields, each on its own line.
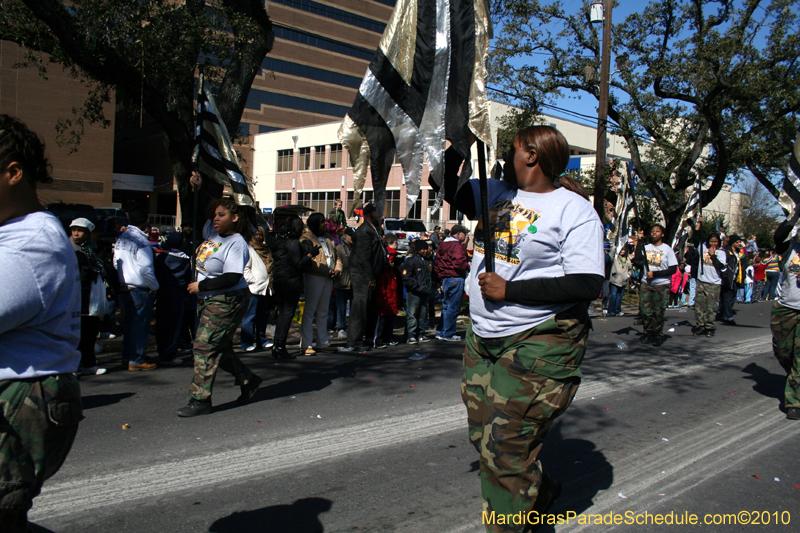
left=190, top=289, right=256, bottom=401
left=770, top=303, right=800, bottom=408
left=752, top=280, right=765, bottom=303
left=640, top=283, right=669, bottom=337
left=0, top=374, right=81, bottom=529
left=462, top=315, right=585, bottom=533
left=695, top=281, right=721, bottom=332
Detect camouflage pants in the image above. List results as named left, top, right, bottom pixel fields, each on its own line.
left=191, top=289, right=258, bottom=402
left=770, top=303, right=800, bottom=409
left=0, top=374, right=81, bottom=532
left=640, top=283, right=669, bottom=337
left=462, top=309, right=587, bottom=533
left=695, top=281, right=721, bottom=332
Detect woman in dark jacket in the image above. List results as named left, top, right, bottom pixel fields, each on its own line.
left=267, top=215, right=317, bottom=359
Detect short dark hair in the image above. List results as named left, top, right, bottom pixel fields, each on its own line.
left=650, top=223, right=666, bottom=233
left=384, top=233, right=397, bottom=245
left=0, top=115, right=52, bottom=186
left=281, top=214, right=304, bottom=237
left=306, top=212, right=326, bottom=234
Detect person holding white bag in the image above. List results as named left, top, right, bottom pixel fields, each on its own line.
left=70, top=217, right=108, bottom=376
left=241, top=228, right=274, bottom=352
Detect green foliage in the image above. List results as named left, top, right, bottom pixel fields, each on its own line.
left=489, top=0, right=800, bottom=240
left=0, top=0, right=274, bottom=216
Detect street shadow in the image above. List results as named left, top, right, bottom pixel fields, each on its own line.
left=742, top=363, right=785, bottom=403
left=81, top=392, right=135, bottom=410
left=522, top=423, right=613, bottom=533
left=209, top=497, right=332, bottom=533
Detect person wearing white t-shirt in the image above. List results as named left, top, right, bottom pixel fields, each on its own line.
left=636, top=224, right=678, bottom=346
left=0, top=115, right=82, bottom=531
left=177, top=175, right=263, bottom=417
left=770, top=219, right=800, bottom=420
left=434, top=126, right=604, bottom=528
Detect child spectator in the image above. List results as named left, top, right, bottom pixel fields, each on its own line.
left=669, top=263, right=689, bottom=309
left=376, top=233, right=401, bottom=347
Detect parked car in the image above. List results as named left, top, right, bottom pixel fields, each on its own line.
left=95, top=207, right=129, bottom=241
left=45, top=203, right=101, bottom=237
left=382, top=218, right=428, bottom=252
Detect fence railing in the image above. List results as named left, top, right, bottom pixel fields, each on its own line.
left=149, top=214, right=177, bottom=230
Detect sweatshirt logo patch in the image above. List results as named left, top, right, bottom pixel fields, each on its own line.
left=475, top=200, right=541, bottom=265
left=195, top=240, right=221, bottom=271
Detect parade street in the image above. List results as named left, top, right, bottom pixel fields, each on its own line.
left=30, top=301, right=800, bottom=533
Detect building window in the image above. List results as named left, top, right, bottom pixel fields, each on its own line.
left=428, top=193, right=443, bottom=222
left=276, top=192, right=292, bottom=207
left=313, top=146, right=327, bottom=170
left=330, top=144, right=342, bottom=169
left=297, top=191, right=340, bottom=215
left=448, top=203, right=462, bottom=222
left=346, top=189, right=399, bottom=218
left=408, top=195, right=423, bottom=219
left=277, top=149, right=293, bottom=172
left=298, top=147, right=311, bottom=171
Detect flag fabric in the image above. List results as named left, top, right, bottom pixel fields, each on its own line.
left=338, top=0, right=493, bottom=217
left=778, top=131, right=800, bottom=237
left=194, top=75, right=256, bottom=208
left=613, top=166, right=635, bottom=255
left=671, top=177, right=703, bottom=250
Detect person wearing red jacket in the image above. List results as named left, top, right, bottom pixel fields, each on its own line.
left=434, top=224, right=470, bottom=341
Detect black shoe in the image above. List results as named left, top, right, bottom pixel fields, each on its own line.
left=652, top=336, right=665, bottom=347
left=237, top=375, right=263, bottom=405
left=640, top=334, right=653, bottom=344
left=692, top=328, right=706, bottom=336
left=177, top=398, right=213, bottom=417
left=272, top=346, right=295, bottom=360
left=722, top=319, right=737, bottom=326
left=706, top=330, right=715, bottom=337
left=787, top=407, right=800, bottom=420
left=531, top=471, right=563, bottom=516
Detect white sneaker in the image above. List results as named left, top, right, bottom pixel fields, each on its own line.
left=407, top=338, right=418, bottom=344
left=418, top=337, right=431, bottom=343
left=337, top=330, right=347, bottom=339
left=263, top=340, right=274, bottom=349
left=443, top=335, right=462, bottom=342
left=338, top=346, right=355, bottom=353
left=244, top=345, right=257, bottom=352
left=435, top=334, right=444, bottom=340
left=79, top=366, right=107, bottom=376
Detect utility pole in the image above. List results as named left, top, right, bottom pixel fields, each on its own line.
left=594, top=0, right=612, bottom=222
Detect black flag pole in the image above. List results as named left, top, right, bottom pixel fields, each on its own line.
left=192, top=66, right=204, bottom=276
left=476, top=140, right=494, bottom=273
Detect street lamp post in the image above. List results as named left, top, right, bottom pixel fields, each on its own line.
left=592, top=0, right=612, bottom=222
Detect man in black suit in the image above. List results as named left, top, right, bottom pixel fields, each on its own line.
left=340, top=203, right=386, bottom=352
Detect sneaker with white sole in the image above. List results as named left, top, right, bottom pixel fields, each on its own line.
left=263, top=341, right=274, bottom=349
left=303, top=347, right=317, bottom=356
left=244, top=345, right=257, bottom=352
left=338, top=346, right=355, bottom=353
left=79, top=366, right=107, bottom=376
left=407, top=338, right=418, bottom=344
left=418, top=337, right=431, bottom=343
left=337, top=330, right=347, bottom=339
left=435, top=334, right=444, bottom=340
left=442, top=335, right=462, bottom=342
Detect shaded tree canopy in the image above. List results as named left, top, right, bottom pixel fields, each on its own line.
left=489, top=0, right=800, bottom=239
left=0, top=0, right=274, bottom=217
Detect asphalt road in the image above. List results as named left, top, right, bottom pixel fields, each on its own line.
left=29, top=300, right=800, bottom=533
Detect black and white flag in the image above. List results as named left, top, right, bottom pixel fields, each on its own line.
left=778, top=131, right=800, bottom=236
left=672, top=178, right=703, bottom=250
left=614, top=168, right=635, bottom=255
left=194, top=75, right=255, bottom=208
left=338, top=0, right=493, bottom=217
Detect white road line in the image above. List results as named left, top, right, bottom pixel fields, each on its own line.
left=32, top=336, right=773, bottom=522
left=561, top=398, right=799, bottom=532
